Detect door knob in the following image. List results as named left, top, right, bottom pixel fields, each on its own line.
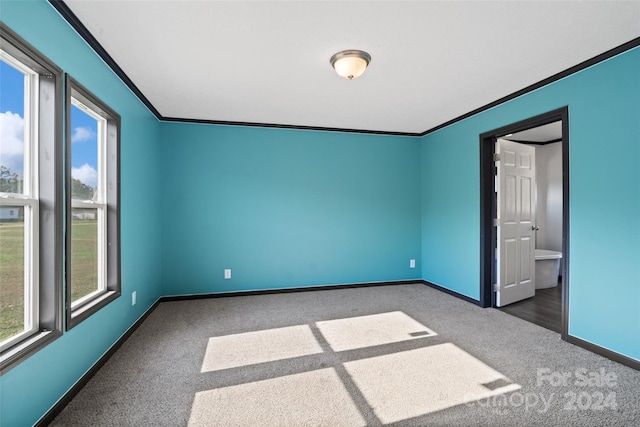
left=532, top=225, right=539, bottom=231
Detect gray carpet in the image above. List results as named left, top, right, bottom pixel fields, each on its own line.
left=50, top=284, right=640, bottom=426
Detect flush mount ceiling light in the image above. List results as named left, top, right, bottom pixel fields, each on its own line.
left=330, top=50, right=371, bottom=80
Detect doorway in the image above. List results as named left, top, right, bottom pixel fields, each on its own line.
left=479, top=107, right=569, bottom=339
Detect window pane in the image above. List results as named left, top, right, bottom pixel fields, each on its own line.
left=70, top=208, right=99, bottom=304
left=0, top=59, right=26, bottom=194
left=0, top=206, right=25, bottom=342
left=70, top=104, right=98, bottom=200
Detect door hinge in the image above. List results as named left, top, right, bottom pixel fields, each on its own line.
left=493, top=153, right=500, bottom=162
left=493, top=218, right=499, bottom=227
left=492, top=283, right=500, bottom=292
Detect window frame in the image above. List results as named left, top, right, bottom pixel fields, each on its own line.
left=65, top=75, right=121, bottom=330
left=0, top=51, right=40, bottom=352
left=0, top=23, right=63, bottom=374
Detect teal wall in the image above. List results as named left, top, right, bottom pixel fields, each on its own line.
left=160, top=123, right=422, bottom=295
left=420, top=45, right=640, bottom=360
left=0, top=2, right=163, bottom=426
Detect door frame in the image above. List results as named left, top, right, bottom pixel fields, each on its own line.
left=479, top=107, right=569, bottom=340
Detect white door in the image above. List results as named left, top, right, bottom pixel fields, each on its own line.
left=495, top=139, right=536, bottom=307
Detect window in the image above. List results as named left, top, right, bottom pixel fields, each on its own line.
left=0, top=47, right=39, bottom=351
left=0, top=23, right=62, bottom=373
left=66, top=76, right=120, bottom=329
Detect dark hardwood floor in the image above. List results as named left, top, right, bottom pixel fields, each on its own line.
left=498, top=279, right=562, bottom=333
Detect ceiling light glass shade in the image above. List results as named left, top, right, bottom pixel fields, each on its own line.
left=330, top=50, right=371, bottom=80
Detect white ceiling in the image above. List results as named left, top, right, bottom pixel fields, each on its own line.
left=64, top=1, right=640, bottom=135
left=505, top=121, right=562, bottom=143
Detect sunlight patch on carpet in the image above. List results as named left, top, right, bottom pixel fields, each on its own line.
left=201, top=325, right=322, bottom=372
left=343, top=342, right=520, bottom=423
left=188, top=368, right=366, bottom=426
left=316, top=311, right=437, bottom=352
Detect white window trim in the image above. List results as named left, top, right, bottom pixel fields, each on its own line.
left=0, top=52, right=41, bottom=353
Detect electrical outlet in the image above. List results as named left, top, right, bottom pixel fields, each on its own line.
left=410, top=259, right=416, bottom=269
left=132, top=291, right=136, bottom=306
left=224, top=269, right=232, bottom=279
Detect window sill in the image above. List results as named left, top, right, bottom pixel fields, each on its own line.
left=1, top=329, right=62, bottom=375
left=67, top=290, right=120, bottom=331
